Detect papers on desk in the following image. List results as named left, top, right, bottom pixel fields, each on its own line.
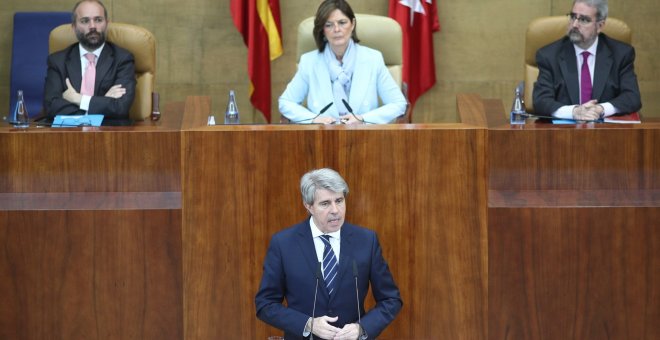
left=551, top=112, right=641, bottom=125
left=52, top=114, right=104, bottom=127
left=604, top=112, right=641, bottom=124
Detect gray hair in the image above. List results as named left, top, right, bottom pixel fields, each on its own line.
left=300, top=168, right=349, bottom=205
left=574, top=0, right=608, bottom=21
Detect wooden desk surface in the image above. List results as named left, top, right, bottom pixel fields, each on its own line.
left=2, top=95, right=657, bottom=340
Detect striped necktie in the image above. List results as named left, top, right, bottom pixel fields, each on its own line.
left=320, top=235, right=338, bottom=297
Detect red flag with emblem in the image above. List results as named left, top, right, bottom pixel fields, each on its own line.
left=389, top=0, right=440, bottom=112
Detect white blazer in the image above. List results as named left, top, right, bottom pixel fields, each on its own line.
left=279, top=44, right=407, bottom=124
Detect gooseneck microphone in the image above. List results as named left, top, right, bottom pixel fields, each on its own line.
left=288, top=102, right=333, bottom=124
left=310, top=261, right=322, bottom=340
left=352, top=260, right=361, bottom=333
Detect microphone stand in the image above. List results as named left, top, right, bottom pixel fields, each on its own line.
left=352, top=260, right=361, bottom=337
left=310, top=262, right=322, bottom=340
left=287, top=102, right=334, bottom=124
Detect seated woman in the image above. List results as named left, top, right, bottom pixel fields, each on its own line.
left=279, top=0, right=407, bottom=124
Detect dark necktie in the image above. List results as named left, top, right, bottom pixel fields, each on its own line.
left=580, top=51, right=592, bottom=104
left=320, top=235, right=338, bottom=297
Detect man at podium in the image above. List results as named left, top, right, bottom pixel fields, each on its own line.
left=255, top=168, right=402, bottom=339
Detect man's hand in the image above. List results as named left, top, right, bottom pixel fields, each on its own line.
left=104, top=84, right=127, bottom=99
left=311, top=316, right=341, bottom=339
left=63, top=78, right=82, bottom=105
left=333, top=323, right=361, bottom=340
left=572, top=100, right=604, bottom=121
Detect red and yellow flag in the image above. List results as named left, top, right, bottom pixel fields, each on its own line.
left=389, top=0, right=440, bottom=113
left=230, top=0, right=283, bottom=123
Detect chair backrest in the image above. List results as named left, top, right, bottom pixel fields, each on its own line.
left=10, top=12, right=71, bottom=117
left=49, top=22, right=156, bottom=121
left=524, top=15, right=631, bottom=113
left=297, top=14, right=403, bottom=88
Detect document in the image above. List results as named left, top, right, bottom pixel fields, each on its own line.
left=52, top=114, right=104, bottom=127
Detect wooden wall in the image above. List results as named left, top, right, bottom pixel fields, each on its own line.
left=1, top=0, right=659, bottom=123
left=181, top=122, right=489, bottom=339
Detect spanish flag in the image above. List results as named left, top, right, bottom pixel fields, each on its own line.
left=231, top=0, right=283, bottom=123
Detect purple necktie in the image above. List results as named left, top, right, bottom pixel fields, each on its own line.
left=580, top=51, right=592, bottom=104
left=81, top=53, right=96, bottom=96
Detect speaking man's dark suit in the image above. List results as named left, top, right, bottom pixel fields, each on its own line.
left=533, top=33, right=641, bottom=117
left=43, top=42, right=136, bottom=120
left=255, top=219, right=402, bottom=339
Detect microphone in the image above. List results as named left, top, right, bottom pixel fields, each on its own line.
left=288, top=102, right=333, bottom=124
left=310, top=261, right=322, bottom=340
left=352, top=260, right=361, bottom=334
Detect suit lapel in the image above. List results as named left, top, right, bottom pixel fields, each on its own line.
left=592, top=36, right=613, bottom=101
left=349, top=46, right=369, bottom=113
left=295, top=220, right=324, bottom=292
left=65, top=45, right=83, bottom=92
left=314, top=54, right=337, bottom=114
left=95, top=43, right=114, bottom=94
left=559, top=39, right=580, bottom=105
left=332, top=224, right=355, bottom=302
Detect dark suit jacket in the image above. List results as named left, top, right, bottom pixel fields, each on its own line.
left=532, top=33, right=641, bottom=117
left=255, top=219, right=402, bottom=339
left=43, top=42, right=136, bottom=120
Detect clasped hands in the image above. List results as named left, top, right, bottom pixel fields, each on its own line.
left=572, top=100, right=604, bottom=122
left=309, top=316, right=361, bottom=340
left=62, top=77, right=127, bottom=105
left=312, top=115, right=363, bottom=125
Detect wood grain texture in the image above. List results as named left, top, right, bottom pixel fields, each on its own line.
left=0, top=106, right=182, bottom=193
left=489, top=124, right=660, bottom=191
left=0, top=209, right=183, bottom=340
left=181, top=125, right=489, bottom=339
left=489, top=208, right=659, bottom=340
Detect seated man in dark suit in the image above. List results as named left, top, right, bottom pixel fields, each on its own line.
left=533, top=0, right=641, bottom=120
left=43, top=0, right=135, bottom=121
left=255, top=168, right=402, bottom=340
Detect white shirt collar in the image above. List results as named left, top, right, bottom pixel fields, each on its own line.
left=574, top=36, right=599, bottom=57
left=79, top=43, right=105, bottom=60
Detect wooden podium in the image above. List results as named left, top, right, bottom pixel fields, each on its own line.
left=0, top=113, right=184, bottom=339
left=485, top=110, right=659, bottom=339
left=1, top=95, right=657, bottom=339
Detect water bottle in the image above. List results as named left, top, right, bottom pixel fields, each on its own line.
left=510, top=87, right=526, bottom=125
left=150, top=92, right=161, bottom=121
left=224, top=90, right=239, bottom=124
left=12, top=90, right=30, bottom=129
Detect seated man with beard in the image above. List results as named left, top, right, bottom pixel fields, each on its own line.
left=43, top=0, right=136, bottom=122
left=532, top=0, right=641, bottom=121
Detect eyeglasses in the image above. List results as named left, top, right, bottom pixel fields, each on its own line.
left=324, top=19, right=351, bottom=30
left=567, top=12, right=599, bottom=25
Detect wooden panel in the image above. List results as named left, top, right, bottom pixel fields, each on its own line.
left=0, top=105, right=183, bottom=193
left=0, top=209, right=183, bottom=339
left=489, top=125, right=660, bottom=191
left=0, top=192, right=181, bottom=210
left=182, top=125, right=488, bottom=339
left=489, top=208, right=659, bottom=340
